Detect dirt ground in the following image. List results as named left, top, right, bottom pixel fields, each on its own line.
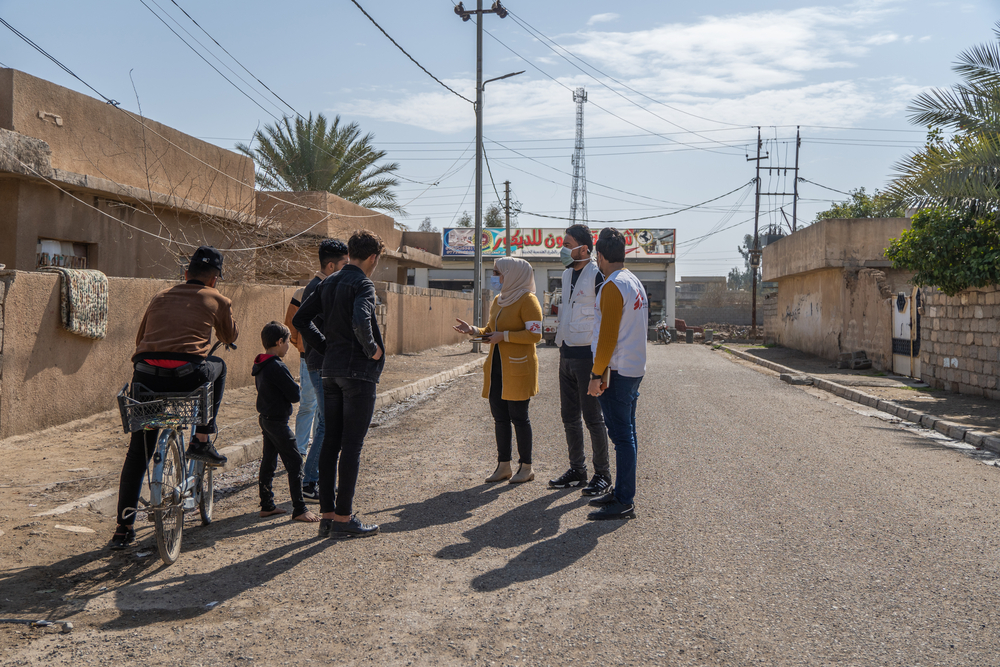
left=0, top=343, right=482, bottom=583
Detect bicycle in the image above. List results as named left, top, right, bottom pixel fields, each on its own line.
left=116, top=341, right=235, bottom=564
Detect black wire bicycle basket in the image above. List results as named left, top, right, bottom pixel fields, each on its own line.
left=116, top=382, right=214, bottom=433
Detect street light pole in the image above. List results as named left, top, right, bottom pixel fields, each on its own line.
left=454, top=1, right=514, bottom=352
left=474, top=0, right=484, bottom=352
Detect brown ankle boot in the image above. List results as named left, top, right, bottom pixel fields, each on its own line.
left=509, top=463, right=534, bottom=484
left=485, top=461, right=513, bottom=483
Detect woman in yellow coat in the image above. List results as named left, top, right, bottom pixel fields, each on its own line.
left=454, top=257, right=543, bottom=483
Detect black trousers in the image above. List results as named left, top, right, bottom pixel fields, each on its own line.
left=115, top=357, right=227, bottom=527
left=559, top=355, right=610, bottom=476
left=488, top=348, right=533, bottom=465
left=258, top=416, right=307, bottom=517
left=318, top=376, right=377, bottom=516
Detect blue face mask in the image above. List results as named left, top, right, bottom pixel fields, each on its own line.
left=559, top=246, right=575, bottom=267
left=490, top=275, right=503, bottom=292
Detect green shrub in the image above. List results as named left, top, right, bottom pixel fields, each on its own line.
left=885, top=208, right=1000, bottom=296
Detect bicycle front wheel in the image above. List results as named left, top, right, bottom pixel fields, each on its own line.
left=152, top=429, right=184, bottom=565
left=197, top=462, right=214, bottom=525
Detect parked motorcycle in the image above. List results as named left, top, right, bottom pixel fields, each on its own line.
left=656, top=320, right=672, bottom=344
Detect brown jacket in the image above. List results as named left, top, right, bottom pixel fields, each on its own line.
left=133, top=282, right=239, bottom=359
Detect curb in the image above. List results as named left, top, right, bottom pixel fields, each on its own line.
left=719, top=345, right=1000, bottom=455
left=46, top=356, right=487, bottom=519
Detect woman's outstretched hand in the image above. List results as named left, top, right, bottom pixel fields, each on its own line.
left=453, top=318, right=475, bottom=335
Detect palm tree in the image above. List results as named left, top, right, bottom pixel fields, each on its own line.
left=889, top=24, right=1000, bottom=216
left=237, top=113, right=404, bottom=215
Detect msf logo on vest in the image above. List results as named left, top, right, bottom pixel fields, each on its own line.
left=633, top=293, right=647, bottom=311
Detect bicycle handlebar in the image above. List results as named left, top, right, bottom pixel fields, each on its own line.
left=209, top=340, right=237, bottom=356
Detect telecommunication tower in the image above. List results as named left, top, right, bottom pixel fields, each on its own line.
left=569, top=87, right=588, bottom=223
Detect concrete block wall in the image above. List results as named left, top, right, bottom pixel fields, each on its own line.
left=920, top=285, right=1000, bottom=400
left=375, top=282, right=474, bottom=355
left=675, top=305, right=760, bottom=327
left=762, top=293, right=778, bottom=344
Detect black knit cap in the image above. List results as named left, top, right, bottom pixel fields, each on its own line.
left=189, top=245, right=224, bottom=277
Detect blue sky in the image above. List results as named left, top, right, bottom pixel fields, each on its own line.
left=1, top=0, right=996, bottom=276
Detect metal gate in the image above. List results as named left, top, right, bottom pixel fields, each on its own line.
left=891, top=287, right=921, bottom=378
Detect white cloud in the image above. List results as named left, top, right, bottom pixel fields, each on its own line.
left=587, top=13, right=619, bottom=26
left=341, top=3, right=918, bottom=136
left=865, top=32, right=899, bottom=45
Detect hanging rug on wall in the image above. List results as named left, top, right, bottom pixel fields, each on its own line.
left=39, top=267, right=109, bottom=340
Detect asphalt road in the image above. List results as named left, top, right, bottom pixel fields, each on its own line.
left=5, top=343, right=1000, bottom=666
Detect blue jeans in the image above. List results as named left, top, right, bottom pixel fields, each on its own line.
left=598, top=371, right=642, bottom=505
left=303, top=367, right=325, bottom=485
left=294, top=358, right=318, bottom=456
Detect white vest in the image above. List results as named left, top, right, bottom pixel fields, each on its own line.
left=555, top=260, right=601, bottom=348
left=591, top=268, right=648, bottom=378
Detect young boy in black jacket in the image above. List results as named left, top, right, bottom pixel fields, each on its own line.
left=253, top=322, right=319, bottom=523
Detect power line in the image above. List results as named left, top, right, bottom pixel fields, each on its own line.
left=798, top=178, right=854, bottom=197
left=519, top=181, right=754, bottom=223
left=507, top=10, right=747, bottom=148
left=166, top=0, right=300, bottom=117
left=348, top=0, right=473, bottom=105
left=137, top=0, right=283, bottom=119
left=0, top=16, right=119, bottom=106
left=473, top=21, right=742, bottom=157
left=0, top=142, right=342, bottom=251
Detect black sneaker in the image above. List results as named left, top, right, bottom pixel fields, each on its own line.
left=186, top=441, right=227, bottom=467
left=581, top=474, right=612, bottom=497
left=302, top=484, right=320, bottom=503
left=548, top=468, right=588, bottom=488
left=587, top=500, right=636, bottom=521
left=317, top=518, right=334, bottom=538
left=109, top=525, right=135, bottom=550
left=327, top=516, right=380, bottom=539
left=588, top=487, right=617, bottom=506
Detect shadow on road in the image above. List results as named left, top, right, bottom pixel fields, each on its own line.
left=374, top=482, right=520, bottom=534
left=435, top=492, right=625, bottom=591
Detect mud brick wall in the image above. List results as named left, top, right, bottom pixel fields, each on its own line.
left=921, top=286, right=1000, bottom=400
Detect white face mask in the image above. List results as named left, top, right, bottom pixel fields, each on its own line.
left=490, top=275, right=503, bottom=291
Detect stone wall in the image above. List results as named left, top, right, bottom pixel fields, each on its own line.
left=920, top=286, right=1000, bottom=400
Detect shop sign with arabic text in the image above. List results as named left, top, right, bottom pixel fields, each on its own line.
left=442, top=228, right=675, bottom=259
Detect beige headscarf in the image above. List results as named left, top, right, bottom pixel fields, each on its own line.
left=494, top=256, right=535, bottom=307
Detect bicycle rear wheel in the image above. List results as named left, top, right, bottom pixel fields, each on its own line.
left=197, top=462, right=214, bottom=525
left=151, top=429, right=184, bottom=565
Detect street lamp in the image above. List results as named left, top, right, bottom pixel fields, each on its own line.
left=454, top=0, right=513, bottom=351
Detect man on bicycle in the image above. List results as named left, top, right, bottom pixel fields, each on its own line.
left=110, top=246, right=240, bottom=550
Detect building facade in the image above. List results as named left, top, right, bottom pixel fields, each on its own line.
left=420, top=226, right=676, bottom=331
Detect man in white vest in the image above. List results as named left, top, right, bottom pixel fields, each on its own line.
left=587, top=227, right=648, bottom=520
left=548, top=224, right=612, bottom=496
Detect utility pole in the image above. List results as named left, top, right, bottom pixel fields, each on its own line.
left=747, top=127, right=766, bottom=340
left=454, top=1, right=514, bottom=351
left=504, top=180, right=511, bottom=257
left=792, top=126, right=801, bottom=232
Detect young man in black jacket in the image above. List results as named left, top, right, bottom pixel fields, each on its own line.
left=253, top=321, right=319, bottom=523
left=293, top=230, right=386, bottom=539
